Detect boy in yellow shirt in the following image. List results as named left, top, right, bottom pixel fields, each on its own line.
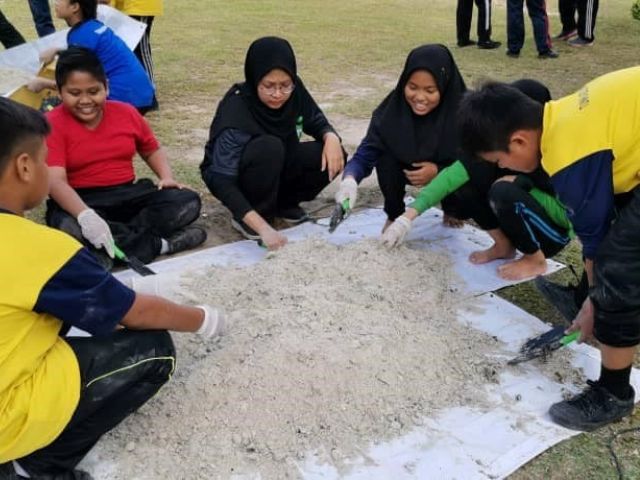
left=456, top=67, right=640, bottom=431
left=0, top=97, right=224, bottom=479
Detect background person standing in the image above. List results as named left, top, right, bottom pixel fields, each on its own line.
left=0, top=9, right=26, bottom=49
left=101, top=0, right=162, bottom=109
left=568, top=0, right=599, bottom=46
left=28, top=0, right=56, bottom=37
left=456, top=0, right=501, bottom=49
left=506, top=0, right=558, bottom=58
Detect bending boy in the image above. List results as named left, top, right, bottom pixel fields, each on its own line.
left=0, top=97, right=224, bottom=479
left=457, top=67, right=640, bottom=431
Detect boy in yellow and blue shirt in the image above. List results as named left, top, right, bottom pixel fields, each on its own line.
left=0, top=97, right=224, bottom=479
left=457, top=66, right=640, bottom=432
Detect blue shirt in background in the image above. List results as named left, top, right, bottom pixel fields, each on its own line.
left=68, top=19, right=154, bottom=108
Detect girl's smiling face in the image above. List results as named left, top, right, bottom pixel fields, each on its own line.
left=59, top=70, right=108, bottom=128
left=404, top=69, right=441, bottom=116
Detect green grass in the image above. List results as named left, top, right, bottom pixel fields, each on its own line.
left=4, top=0, right=640, bottom=477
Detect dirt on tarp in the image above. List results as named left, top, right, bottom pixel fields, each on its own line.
left=84, top=238, right=507, bottom=479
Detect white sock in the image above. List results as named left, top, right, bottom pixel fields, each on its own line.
left=160, top=238, right=170, bottom=254
left=13, top=461, right=30, bottom=478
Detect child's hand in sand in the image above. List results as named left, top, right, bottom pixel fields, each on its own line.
left=381, top=216, right=412, bottom=248
left=261, top=227, right=287, bottom=251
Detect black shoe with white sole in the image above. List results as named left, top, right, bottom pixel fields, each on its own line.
left=549, top=381, right=635, bottom=432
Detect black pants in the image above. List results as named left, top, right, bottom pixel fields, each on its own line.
left=591, top=186, right=640, bottom=348
left=456, top=0, right=493, bottom=43
left=489, top=180, right=569, bottom=256
left=558, top=0, right=577, bottom=33
left=376, top=154, right=485, bottom=223
left=46, top=179, right=201, bottom=264
left=17, top=330, right=175, bottom=476
left=131, top=15, right=155, bottom=85
left=237, top=135, right=333, bottom=220
left=507, top=0, right=553, bottom=54
left=28, top=0, right=55, bottom=37
left=576, top=0, right=598, bottom=41
left=0, top=9, right=25, bottom=49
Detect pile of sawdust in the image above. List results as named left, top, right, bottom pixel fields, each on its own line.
left=87, top=238, right=509, bottom=479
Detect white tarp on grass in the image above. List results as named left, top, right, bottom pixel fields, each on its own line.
left=0, top=5, right=145, bottom=94
left=84, top=207, right=638, bottom=479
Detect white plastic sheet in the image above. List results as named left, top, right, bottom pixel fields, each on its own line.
left=0, top=5, right=145, bottom=94
left=83, top=208, right=638, bottom=479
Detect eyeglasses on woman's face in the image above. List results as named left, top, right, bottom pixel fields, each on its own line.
left=258, top=82, right=295, bottom=97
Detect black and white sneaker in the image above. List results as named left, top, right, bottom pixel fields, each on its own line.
left=278, top=205, right=310, bottom=225
left=549, top=380, right=635, bottom=431
left=231, top=218, right=261, bottom=241
left=167, top=226, right=207, bottom=254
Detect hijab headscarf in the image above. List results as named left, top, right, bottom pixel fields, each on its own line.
left=368, top=44, right=467, bottom=166
left=210, top=36, right=310, bottom=141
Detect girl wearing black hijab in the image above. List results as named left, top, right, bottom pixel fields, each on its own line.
left=201, top=36, right=345, bottom=250
left=382, top=79, right=575, bottom=282
left=336, top=44, right=469, bottom=232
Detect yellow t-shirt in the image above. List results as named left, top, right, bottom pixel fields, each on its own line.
left=540, top=66, right=640, bottom=258
left=112, top=0, right=164, bottom=16
left=541, top=66, right=640, bottom=195
left=0, top=214, right=81, bottom=462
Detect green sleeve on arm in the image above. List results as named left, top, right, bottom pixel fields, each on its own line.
left=529, top=188, right=576, bottom=238
left=409, top=160, right=470, bottom=215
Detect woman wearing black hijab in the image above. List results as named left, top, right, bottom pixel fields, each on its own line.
left=382, top=78, right=575, bottom=282
left=201, top=36, right=345, bottom=249
left=335, top=44, right=469, bottom=232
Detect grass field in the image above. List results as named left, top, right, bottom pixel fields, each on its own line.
left=3, top=0, right=640, bottom=477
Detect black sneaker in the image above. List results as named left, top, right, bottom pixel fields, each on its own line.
left=231, top=218, right=261, bottom=240
left=538, top=50, right=559, bottom=59
left=167, top=226, right=207, bottom=254
left=457, top=39, right=476, bottom=47
left=478, top=40, right=501, bottom=50
left=549, top=380, right=635, bottom=431
left=277, top=205, right=310, bottom=224
left=568, top=37, right=594, bottom=47
left=534, top=276, right=581, bottom=322
left=506, top=49, right=520, bottom=58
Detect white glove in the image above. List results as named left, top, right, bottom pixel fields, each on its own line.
left=381, top=216, right=412, bottom=249
left=195, top=305, right=226, bottom=339
left=77, top=209, right=115, bottom=258
left=335, top=177, right=358, bottom=210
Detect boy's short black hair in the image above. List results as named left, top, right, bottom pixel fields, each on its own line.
left=55, top=46, right=107, bottom=89
left=0, top=98, right=50, bottom=177
left=457, top=82, right=544, bottom=155
left=71, top=0, right=98, bottom=20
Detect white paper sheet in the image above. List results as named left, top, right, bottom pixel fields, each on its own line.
left=82, top=208, right=638, bottom=479
left=0, top=6, right=145, bottom=94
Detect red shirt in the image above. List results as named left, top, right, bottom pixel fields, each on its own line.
left=46, top=101, right=160, bottom=189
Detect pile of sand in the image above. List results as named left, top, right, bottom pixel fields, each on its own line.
left=86, top=238, right=514, bottom=478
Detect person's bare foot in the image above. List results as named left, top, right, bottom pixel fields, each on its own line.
left=469, top=242, right=516, bottom=264
left=381, top=218, right=393, bottom=233
left=497, top=251, right=547, bottom=280
left=443, top=214, right=464, bottom=228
